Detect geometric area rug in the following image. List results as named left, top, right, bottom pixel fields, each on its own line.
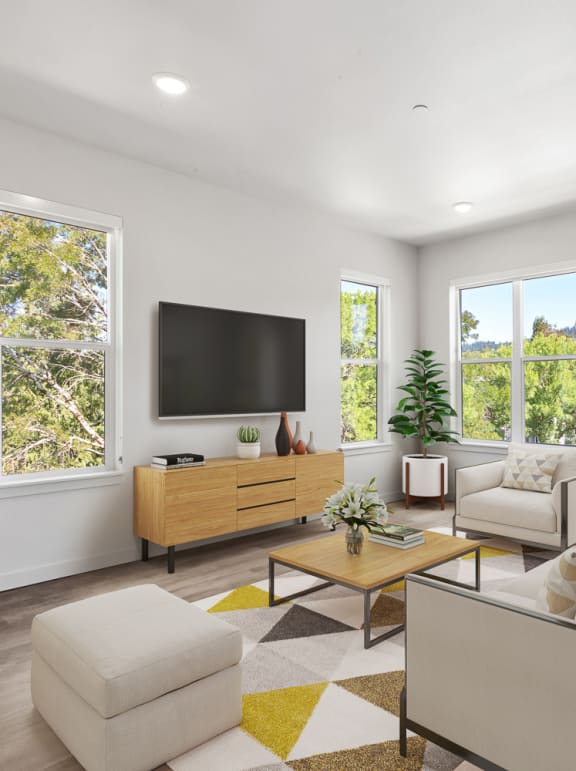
left=168, top=535, right=551, bottom=771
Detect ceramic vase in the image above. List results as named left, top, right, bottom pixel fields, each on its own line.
left=286, top=413, right=293, bottom=450
left=292, top=421, right=302, bottom=453
left=306, top=432, right=317, bottom=454
left=275, top=412, right=292, bottom=456
left=345, top=526, right=363, bottom=556
left=294, top=439, right=306, bottom=455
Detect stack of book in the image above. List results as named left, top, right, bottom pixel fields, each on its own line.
left=368, top=524, right=424, bottom=549
left=151, top=452, right=205, bottom=469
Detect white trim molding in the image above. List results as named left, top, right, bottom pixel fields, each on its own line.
left=0, top=470, right=124, bottom=499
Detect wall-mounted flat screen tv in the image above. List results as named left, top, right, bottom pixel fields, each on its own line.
left=159, top=302, right=306, bottom=418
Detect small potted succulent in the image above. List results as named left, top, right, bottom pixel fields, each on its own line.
left=236, top=425, right=261, bottom=459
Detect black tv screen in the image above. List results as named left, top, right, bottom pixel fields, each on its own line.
left=159, top=302, right=306, bottom=417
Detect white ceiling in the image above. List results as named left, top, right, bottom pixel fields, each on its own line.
left=2, top=0, right=576, bottom=244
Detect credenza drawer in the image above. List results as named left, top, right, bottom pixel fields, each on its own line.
left=237, top=458, right=295, bottom=486
left=165, top=466, right=236, bottom=494
left=237, top=479, right=295, bottom=510
left=238, top=500, right=296, bottom=530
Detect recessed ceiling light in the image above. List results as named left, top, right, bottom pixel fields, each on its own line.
left=152, top=73, right=190, bottom=95
left=452, top=201, right=474, bottom=214
left=412, top=104, right=429, bottom=112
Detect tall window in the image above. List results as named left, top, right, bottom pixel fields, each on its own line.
left=458, top=271, right=576, bottom=445
left=0, top=195, right=120, bottom=480
left=340, top=275, right=386, bottom=445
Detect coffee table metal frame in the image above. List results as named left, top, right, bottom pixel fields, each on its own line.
left=269, top=543, right=481, bottom=648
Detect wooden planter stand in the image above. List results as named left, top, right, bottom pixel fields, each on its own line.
left=404, top=458, right=446, bottom=510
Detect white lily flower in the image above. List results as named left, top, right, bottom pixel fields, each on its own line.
left=320, top=478, right=389, bottom=531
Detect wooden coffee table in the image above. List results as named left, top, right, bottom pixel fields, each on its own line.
left=269, top=531, right=481, bottom=648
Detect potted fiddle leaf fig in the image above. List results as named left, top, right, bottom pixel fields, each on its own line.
left=388, top=349, right=459, bottom=506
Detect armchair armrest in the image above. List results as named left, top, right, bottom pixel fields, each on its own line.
left=402, top=574, right=576, bottom=771
left=551, top=476, right=576, bottom=549
left=455, top=461, right=505, bottom=514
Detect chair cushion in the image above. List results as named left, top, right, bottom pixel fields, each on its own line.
left=31, top=584, right=242, bottom=719
left=459, top=486, right=557, bottom=533
left=501, top=447, right=561, bottom=493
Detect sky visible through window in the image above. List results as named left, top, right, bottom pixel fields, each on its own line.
left=461, top=273, right=576, bottom=345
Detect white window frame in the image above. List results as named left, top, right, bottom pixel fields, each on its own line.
left=452, top=261, right=576, bottom=448
left=340, top=271, right=391, bottom=454
left=0, top=190, right=123, bottom=497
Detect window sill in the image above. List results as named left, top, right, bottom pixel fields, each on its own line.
left=448, top=442, right=508, bottom=455
left=340, top=442, right=393, bottom=457
left=0, top=470, right=124, bottom=499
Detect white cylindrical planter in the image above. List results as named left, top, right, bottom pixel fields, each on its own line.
left=237, top=442, right=261, bottom=460
left=402, top=454, right=448, bottom=508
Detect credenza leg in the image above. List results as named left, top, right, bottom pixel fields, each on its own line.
left=300, top=516, right=307, bottom=524
left=167, top=546, right=175, bottom=574
left=141, top=538, right=149, bottom=562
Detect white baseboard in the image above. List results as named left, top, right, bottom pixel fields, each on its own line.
left=0, top=547, right=137, bottom=592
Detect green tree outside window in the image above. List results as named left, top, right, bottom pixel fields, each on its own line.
left=340, top=280, right=380, bottom=443
left=0, top=210, right=109, bottom=475
left=460, top=279, right=576, bottom=445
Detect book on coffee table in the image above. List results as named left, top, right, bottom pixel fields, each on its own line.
left=369, top=523, right=423, bottom=541
left=368, top=533, right=425, bottom=549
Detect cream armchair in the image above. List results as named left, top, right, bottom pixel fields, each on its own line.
left=454, top=445, right=576, bottom=550
left=401, top=565, right=576, bottom=770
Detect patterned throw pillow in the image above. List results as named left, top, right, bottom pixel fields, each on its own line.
left=536, top=547, right=576, bottom=618
left=501, top=448, right=562, bottom=493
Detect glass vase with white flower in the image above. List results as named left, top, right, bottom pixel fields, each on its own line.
left=322, top=478, right=389, bottom=555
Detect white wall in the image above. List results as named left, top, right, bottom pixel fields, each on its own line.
left=419, top=211, right=576, bottom=488
left=0, top=117, right=419, bottom=590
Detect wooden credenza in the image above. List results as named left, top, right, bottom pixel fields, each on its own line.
left=134, top=450, right=343, bottom=572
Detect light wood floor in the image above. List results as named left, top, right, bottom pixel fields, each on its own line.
left=0, top=502, right=453, bottom=771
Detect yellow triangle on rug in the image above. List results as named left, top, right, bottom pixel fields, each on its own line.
left=381, top=578, right=405, bottom=593
left=242, top=682, right=328, bottom=759
left=208, top=584, right=274, bottom=613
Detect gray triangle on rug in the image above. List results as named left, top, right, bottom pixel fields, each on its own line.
left=260, top=603, right=356, bottom=643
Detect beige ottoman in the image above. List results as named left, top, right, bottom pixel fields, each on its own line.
left=31, top=584, right=242, bottom=771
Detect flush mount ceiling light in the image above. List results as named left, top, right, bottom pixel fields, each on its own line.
left=452, top=201, right=474, bottom=214
left=412, top=104, right=429, bottom=112
left=152, top=73, right=190, bottom=95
